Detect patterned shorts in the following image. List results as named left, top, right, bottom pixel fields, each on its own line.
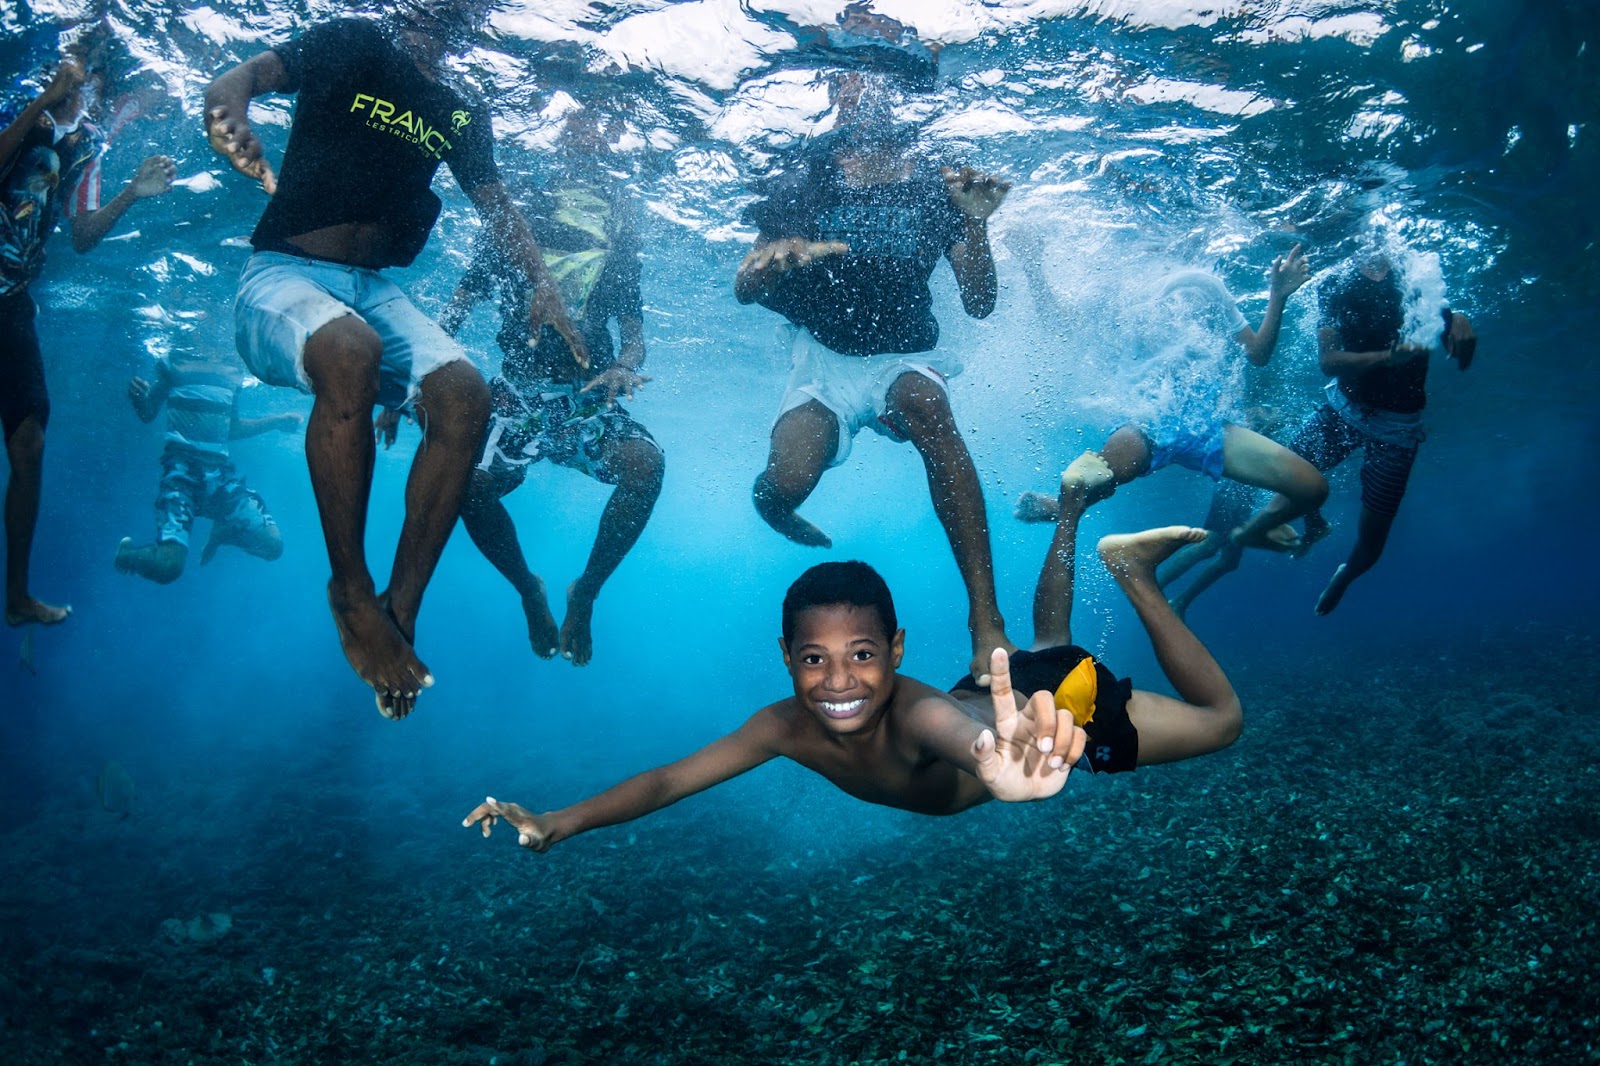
left=477, top=376, right=660, bottom=496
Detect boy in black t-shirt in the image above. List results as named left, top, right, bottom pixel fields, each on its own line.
left=1245, top=248, right=1476, bottom=615
left=735, top=73, right=1015, bottom=683
left=203, top=3, right=587, bottom=719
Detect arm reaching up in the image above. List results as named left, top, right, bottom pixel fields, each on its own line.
left=907, top=648, right=1088, bottom=803
left=1236, top=243, right=1309, bottom=366
left=71, top=154, right=176, bottom=253
left=940, top=166, right=1008, bottom=319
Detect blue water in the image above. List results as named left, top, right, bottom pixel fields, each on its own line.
left=3, top=2, right=1599, bottom=1062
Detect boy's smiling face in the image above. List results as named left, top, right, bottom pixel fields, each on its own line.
left=781, top=604, right=905, bottom=735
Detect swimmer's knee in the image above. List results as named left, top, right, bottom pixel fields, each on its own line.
left=6, top=417, right=46, bottom=466
left=888, top=375, right=953, bottom=433
left=249, top=525, right=285, bottom=561
left=1301, top=470, right=1330, bottom=509
left=304, top=319, right=383, bottom=401
left=617, top=440, right=665, bottom=490
left=148, top=543, right=188, bottom=584
left=1209, top=695, right=1244, bottom=750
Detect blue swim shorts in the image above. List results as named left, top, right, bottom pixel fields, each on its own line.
left=1142, top=415, right=1227, bottom=480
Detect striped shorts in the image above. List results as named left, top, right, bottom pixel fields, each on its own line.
left=1287, top=404, right=1419, bottom=519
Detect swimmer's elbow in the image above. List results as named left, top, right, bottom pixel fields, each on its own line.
left=963, top=292, right=996, bottom=319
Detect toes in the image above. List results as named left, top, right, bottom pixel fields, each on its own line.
left=375, top=691, right=398, bottom=720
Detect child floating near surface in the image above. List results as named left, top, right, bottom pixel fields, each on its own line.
left=466, top=479, right=1242, bottom=850
left=1014, top=246, right=1326, bottom=557
left=114, top=351, right=300, bottom=584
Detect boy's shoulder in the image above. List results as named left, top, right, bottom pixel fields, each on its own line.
left=888, top=673, right=970, bottom=720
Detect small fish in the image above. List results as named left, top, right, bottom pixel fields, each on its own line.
left=851, top=874, right=874, bottom=886
left=96, top=761, right=136, bottom=819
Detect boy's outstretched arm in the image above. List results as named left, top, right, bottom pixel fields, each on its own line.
left=464, top=711, right=783, bottom=852
left=907, top=649, right=1088, bottom=803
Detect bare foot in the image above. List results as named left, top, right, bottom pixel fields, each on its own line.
left=1014, top=490, right=1058, bottom=524
left=113, top=537, right=137, bottom=575
left=1098, top=526, right=1209, bottom=585
left=756, top=505, right=832, bottom=548
left=522, top=579, right=560, bottom=659
left=1299, top=513, right=1333, bottom=555
left=6, top=596, right=71, bottom=627
left=560, top=583, right=596, bottom=666
left=1315, top=564, right=1350, bottom=616
left=1231, top=522, right=1303, bottom=553
left=200, top=523, right=233, bottom=565
left=327, top=584, right=432, bottom=719
left=1061, top=450, right=1115, bottom=504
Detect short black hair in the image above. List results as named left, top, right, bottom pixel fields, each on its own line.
left=781, top=561, right=898, bottom=648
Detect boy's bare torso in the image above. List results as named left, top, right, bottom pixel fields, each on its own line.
left=757, top=676, right=998, bottom=815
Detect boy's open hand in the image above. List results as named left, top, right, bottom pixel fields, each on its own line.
left=463, top=796, right=552, bottom=852
left=971, top=648, right=1087, bottom=802
left=941, top=166, right=1010, bottom=221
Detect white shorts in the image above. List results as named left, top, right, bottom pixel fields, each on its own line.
left=775, top=327, right=961, bottom=467
left=234, top=251, right=469, bottom=411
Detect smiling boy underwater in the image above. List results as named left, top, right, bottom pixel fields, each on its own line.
left=466, top=481, right=1243, bottom=848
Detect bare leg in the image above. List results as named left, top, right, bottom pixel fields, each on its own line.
left=753, top=400, right=838, bottom=547
left=113, top=539, right=187, bottom=584
left=4, top=417, right=69, bottom=626
left=1158, top=481, right=1251, bottom=588
left=202, top=501, right=283, bottom=565
left=1220, top=425, right=1329, bottom=551
left=301, top=316, right=430, bottom=719
left=1098, top=527, right=1243, bottom=764
left=1166, top=541, right=1242, bottom=620
left=1156, top=537, right=1220, bottom=589
left=459, top=469, right=559, bottom=659
left=382, top=358, right=490, bottom=656
left=562, top=436, right=665, bottom=666
left=1316, top=505, right=1395, bottom=615
left=887, top=373, right=1013, bottom=677
left=1014, top=425, right=1148, bottom=524
left=1030, top=451, right=1115, bottom=648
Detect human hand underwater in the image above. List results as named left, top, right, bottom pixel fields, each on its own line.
left=464, top=797, right=553, bottom=852
left=373, top=408, right=406, bottom=449
left=130, top=155, right=177, bottom=199
left=970, top=648, right=1086, bottom=803
left=941, top=166, right=1010, bottom=221
left=581, top=365, right=650, bottom=405
left=1269, top=243, right=1310, bottom=299
left=740, top=238, right=850, bottom=286
left=527, top=278, right=591, bottom=373
left=205, top=105, right=276, bottom=194
left=1444, top=311, right=1476, bottom=371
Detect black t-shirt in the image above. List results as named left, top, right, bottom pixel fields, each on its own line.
left=742, top=153, right=965, bottom=356
left=251, top=18, right=498, bottom=267
left=465, top=176, right=642, bottom=385
left=1319, top=267, right=1428, bottom=414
